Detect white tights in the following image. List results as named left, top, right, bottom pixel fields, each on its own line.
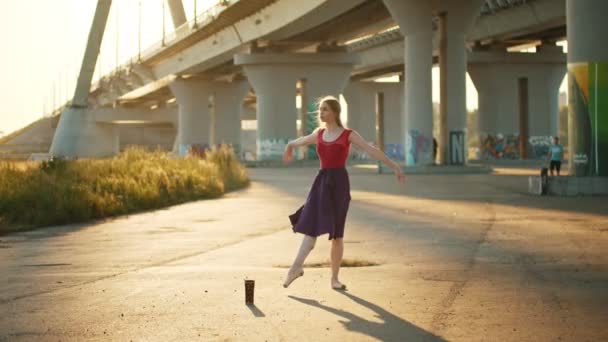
left=286, top=235, right=345, bottom=288
left=289, top=235, right=316, bottom=273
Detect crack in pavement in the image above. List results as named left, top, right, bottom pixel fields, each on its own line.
left=430, top=200, right=497, bottom=332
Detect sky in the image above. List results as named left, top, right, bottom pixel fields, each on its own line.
left=0, top=0, right=217, bottom=136
left=0, top=0, right=567, bottom=137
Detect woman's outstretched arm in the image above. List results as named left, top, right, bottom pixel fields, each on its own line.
left=283, top=128, right=320, bottom=164
left=349, top=130, right=405, bottom=183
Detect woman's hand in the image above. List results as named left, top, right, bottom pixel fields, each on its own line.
left=395, top=168, right=405, bottom=184
left=283, top=143, right=294, bottom=164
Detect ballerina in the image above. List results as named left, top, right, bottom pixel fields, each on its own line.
left=282, top=96, right=405, bottom=290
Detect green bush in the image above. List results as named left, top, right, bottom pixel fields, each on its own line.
left=0, top=146, right=249, bottom=234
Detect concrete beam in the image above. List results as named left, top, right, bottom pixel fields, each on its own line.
left=124, top=73, right=144, bottom=89
left=351, top=0, right=565, bottom=69
left=468, top=49, right=566, bottom=65
left=130, top=64, right=156, bottom=83
left=119, top=75, right=176, bottom=102
left=469, top=0, right=565, bottom=42
left=153, top=0, right=363, bottom=79
left=353, top=41, right=566, bottom=77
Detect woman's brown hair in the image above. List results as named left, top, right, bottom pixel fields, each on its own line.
left=318, top=96, right=343, bottom=127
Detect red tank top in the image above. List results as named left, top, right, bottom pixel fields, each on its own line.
left=317, top=128, right=352, bottom=169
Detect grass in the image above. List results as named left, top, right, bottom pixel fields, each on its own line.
left=0, top=146, right=249, bottom=235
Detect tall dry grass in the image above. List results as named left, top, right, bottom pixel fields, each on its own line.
left=0, top=146, right=249, bottom=234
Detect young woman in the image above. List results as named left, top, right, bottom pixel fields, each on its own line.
left=282, top=96, right=405, bottom=290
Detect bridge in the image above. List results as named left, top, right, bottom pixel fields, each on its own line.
left=3, top=0, right=606, bottom=176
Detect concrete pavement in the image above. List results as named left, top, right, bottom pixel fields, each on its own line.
left=1, top=165, right=607, bottom=341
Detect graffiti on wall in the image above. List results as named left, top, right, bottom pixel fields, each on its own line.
left=528, top=136, right=553, bottom=160
left=568, top=62, right=607, bottom=176
left=481, top=135, right=562, bottom=160
left=258, top=138, right=288, bottom=160
left=449, top=131, right=465, bottom=165
left=179, top=143, right=210, bottom=157
left=481, top=133, right=520, bottom=159
left=179, top=143, right=241, bottom=158
left=406, top=129, right=432, bottom=166
left=384, top=144, right=405, bottom=160
left=306, top=101, right=319, bottom=160
left=349, top=141, right=374, bottom=160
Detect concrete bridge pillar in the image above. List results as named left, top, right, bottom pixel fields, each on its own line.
left=169, top=77, right=215, bottom=155
left=49, top=108, right=119, bottom=158
left=212, top=80, right=250, bottom=154
left=379, top=81, right=405, bottom=160
left=49, top=0, right=117, bottom=158
left=383, top=0, right=434, bottom=166
left=468, top=50, right=566, bottom=160
left=436, top=0, right=485, bottom=165
left=235, top=52, right=358, bottom=160
left=343, top=81, right=376, bottom=148
left=567, top=0, right=608, bottom=176
left=343, top=81, right=404, bottom=160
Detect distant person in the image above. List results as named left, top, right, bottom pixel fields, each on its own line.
left=282, top=96, right=405, bottom=290
left=547, top=136, right=564, bottom=176
left=433, top=137, right=438, bottom=164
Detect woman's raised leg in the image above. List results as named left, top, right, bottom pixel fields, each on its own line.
left=283, top=235, right=316, bottom=288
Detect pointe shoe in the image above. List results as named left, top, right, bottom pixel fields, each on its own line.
left=331, top=281, right=347, bottom=291
left=283, top=269, right=304, bottom=288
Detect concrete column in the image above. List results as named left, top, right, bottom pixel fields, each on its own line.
left=343, top=82, right=375, bottom=142
left=167, top=0, right=187, bottom=28
left=567, top=0, right=608, bottom=176
left=436, top=0, right=485, bottom=165
left=377, top=82, right=404, bottom=160
left=50, top=108, right=119, bottom=157
left=343, top=81, right=404, bottom=160
left=169, top=78, right=214, bottom=155
left=376, top=92, right=385, bottom=153
left=212, top=81, right=250, bottom=154
left=235, top=52, right=358, bottom=160
left=343, top=81, right=375, bottom=160
left=383, top=0, right=434, bottom=166
left=296, top=65, right=352, bottom=160
left=240, top=102, right=257, bottom=160
left=50, top=0, right=116, bottom=158
left=239, top=65, right=297, bottom=160
left=469, top=53, right=565, bottom=160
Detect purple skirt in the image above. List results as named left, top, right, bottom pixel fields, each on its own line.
left=289, top=168, right=351, bottom=240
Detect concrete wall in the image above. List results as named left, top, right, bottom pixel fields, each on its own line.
left=0, top=115, right=177, bottom=159
left=118, top=125, right=176, bottom=151
left=469, top=52, right=565, bottom=160
left=343, top=80, right=404, bottom=160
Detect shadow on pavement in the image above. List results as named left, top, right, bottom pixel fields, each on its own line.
left=246, top=304, right=266, bottom=317
left=289, top=293, right=446, bottom=342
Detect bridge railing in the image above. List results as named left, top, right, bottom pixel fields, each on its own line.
left=139, top=0, right=237, bottom=64
left=61, top=0, right=240, bottom=115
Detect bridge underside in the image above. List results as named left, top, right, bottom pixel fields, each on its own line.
left=35, top=0, right=606, bottom=175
